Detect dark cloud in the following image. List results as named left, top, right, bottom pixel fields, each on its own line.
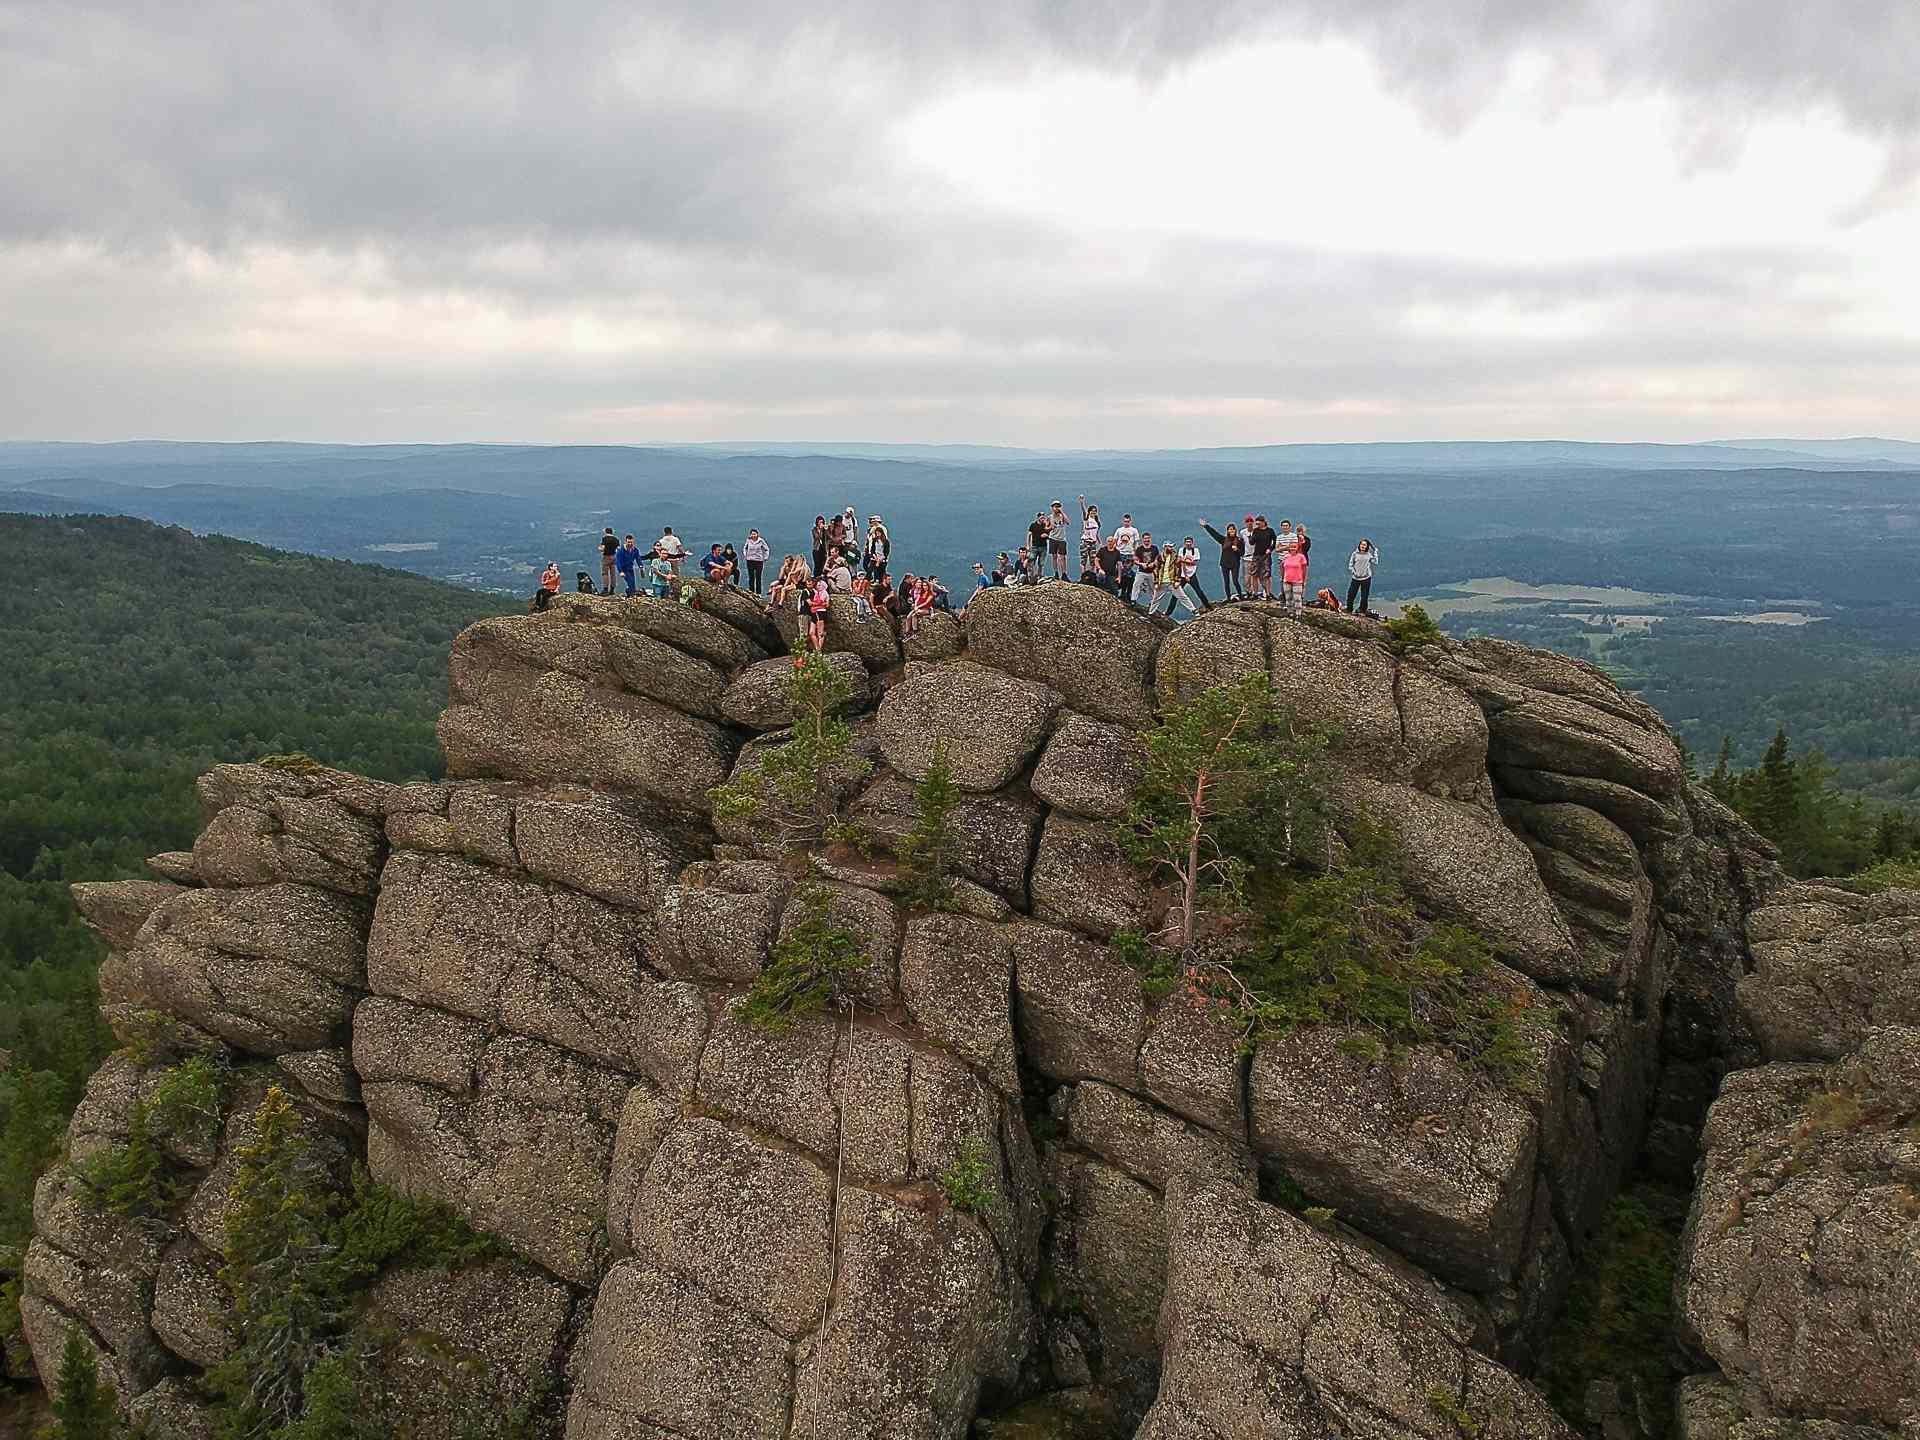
left=0, top=0, right=1914, bottom=440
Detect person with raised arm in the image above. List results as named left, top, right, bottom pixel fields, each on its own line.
left=1200, top=519, right=1245, bottom=601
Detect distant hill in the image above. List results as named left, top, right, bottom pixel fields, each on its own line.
left=0, top=513, right=511, bottom=1293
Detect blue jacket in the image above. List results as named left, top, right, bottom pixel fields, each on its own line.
left=614, top=544, right=641, bottom=575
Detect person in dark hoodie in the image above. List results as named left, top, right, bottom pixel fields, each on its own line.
left=1247, top=516, right=1277, bottom=599
left=1200, top=518, right=1245, bottom=600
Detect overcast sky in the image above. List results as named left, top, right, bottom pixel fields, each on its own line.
left=2, top=0, right=1916, bottom=445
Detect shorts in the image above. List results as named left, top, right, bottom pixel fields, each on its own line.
left=1252, top=553, right=1273, bottom=580
left=1049, top=540, right=1068, bottom=556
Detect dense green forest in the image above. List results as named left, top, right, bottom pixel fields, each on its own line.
left=0, top=513, right=508, bottom=1383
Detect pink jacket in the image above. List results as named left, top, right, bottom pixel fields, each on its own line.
left=1280, top=548, right=1309, bottom=584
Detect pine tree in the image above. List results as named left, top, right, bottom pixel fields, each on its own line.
left=1705, top=736, right=1733, bottom=798
left=896, top=742, right=961, bottom=910
left=210, top=1086, right=357, bottom=1438
left=1751, top=727, right=1799, bottom=843
left=708, top=647, right=869, bottom=849
left=49, top=1325, right=119, bottom=1440
left=1119, top=672, right=1330, bottom=951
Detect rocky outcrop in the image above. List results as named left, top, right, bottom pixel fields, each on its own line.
left=1676, top=1026, right=1920, bottom=1435
left=28, top=589, right=1804, bottom=1437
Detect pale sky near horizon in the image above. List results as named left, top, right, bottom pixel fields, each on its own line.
left=2, top=1, right=1917, bottom=446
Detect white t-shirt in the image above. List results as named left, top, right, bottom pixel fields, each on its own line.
left=1112, top=524, right=1139, bottom=551
left=657, top=534, right=687, bottom=558
left=1081, top=514, right=1101, bottom=544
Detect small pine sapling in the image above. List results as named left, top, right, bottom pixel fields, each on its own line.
left=709, top=647, right=869, bottom=850
left=895, top=742, right=961, bottom=910
left=741, top=884, right=863, bottom=1029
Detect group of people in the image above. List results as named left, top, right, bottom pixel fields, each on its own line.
left=971, top=496, right=1383, bottom=619
left=531, top=496, right=1385, bottom=634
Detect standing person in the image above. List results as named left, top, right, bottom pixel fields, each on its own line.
left=1248, top=516, right=1277, bottom=599
left=1347, top=539, right=1380, bottom=616
left=1275, top=520, right=1297, bottom=556
left=1200, top=519, right=1244, bottom=600
left=864, top=516, right=891, bottom=586
left=1280, top=541, right=1309, bottom=616
left=614, top=533, right=642, bottom=597
left=1027, top=512, right=1050, bottom=566
left=743, top=529, right=771, bottom=594
left=841, top=504, right=860, bottom=548
left=1130, top=533, right=1160, bottom=610
left=1112, top=512, right=1140, bottom=553
left=599, top=527, right=618, bottom=594
left=1078, top=495, right=1102, bottom=571
left=1046, top=500, right=1072, bottom=580
left=1295, top=525, right=1311, bottom=559
left=811, top=516, right=829, bottom=579
left=657, top=526, right=688, bottom=573
left=647, top=551, right=676, bottom=599
left=1177, top=536, right=1211, bottom=611
left=827, top=512, right=848, bottom=563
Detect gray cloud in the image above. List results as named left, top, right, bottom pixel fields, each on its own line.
left=0, top=0, right=1915, bottom=441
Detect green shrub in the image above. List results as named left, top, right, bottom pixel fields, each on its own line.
left=939, top=1138, right=997, bottom=1216
left=338, top=1165, right=508, bottom=1275
left=1227, top=860, right=1547, bottom=1091
left=75, top=1100, right=186, bottom=1218
left=1847, top=856, right=1920, bottom=894
left=1118, top=672, right=1333, bottom=950
left=209, top=1086, right=359, bottom=1438
left=149, top=1052, right=229, bottom=1149
left=1386, top=603, right=1445, bottom=654
left=741, top=884, right=863, bottom=1030
left=708, top=648, right=870, bottom=849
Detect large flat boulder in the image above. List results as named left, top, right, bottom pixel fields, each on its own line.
left=720, top=650, right=871, bottom=731
left=1030, top=813, right=1163, bottom=941
left=118, top=882, right=370, bottom=1055
left=439, top=615, right=739, bottom=812
left=964, top=584, right=1161, bottom=728
left=900, top=912, right=1019, bottom=1091
left=69, top=879, right=184, bottom=950
left=1739, top=885, right=1920, bottom=1061
left=368, top=851, right=708, bottom=1090
left=1249, top=1027, right=1544, bottom=1290
left=850, top=768, right=1042, bottom=906
left=1340, top=778, right=1582, bottom=984
left=1013, top=920, right=1146, bottom=1088
left=1138, top=1181, right=1575, bottom=1440
left=356, top=999, right=630, bottom=1285
left=773, top=593, right=903, bottom=670
left=876, top=660, right=1062, bottom=791
left=1030, top=715, right=1143, bottom=818
left=354, top=1261, right=575, bottom=1439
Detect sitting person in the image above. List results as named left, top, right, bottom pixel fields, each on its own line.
left=700, top=543, right=735, bottom=585
left=871, top=571, right=896, bottom=615
left=849, top=574, right=877, bottom=623
left=925, top=575, right=951, bottom=612
left=532, top=561, right=562, bottom=610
